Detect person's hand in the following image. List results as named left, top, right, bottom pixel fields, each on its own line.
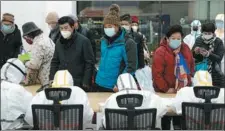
left=83, top=84, right=90, bottom=89
left=166, top=88, right=176, bottom=94
left=194, top=47, right=200, bottom=54
left=200, top=49, right=210, bottom=57
left=113, top=86, right=119, bottom=92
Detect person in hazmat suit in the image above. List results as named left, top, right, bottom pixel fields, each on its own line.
left=101, top=73, right=172, bottom=129
left=183, top=20, right=202, bottom=50
left=171, top=70, right=224, bottom=115
left=1, top=58, right=33, bottom=130
left=215, top=14, right=224, bottom=74
left=24, top=70, right=94, bottom=128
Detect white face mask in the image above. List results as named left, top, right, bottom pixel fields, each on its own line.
left=202, top=34, right=213, bottom=40
left=132, top=26, right=138, bottom=32
left=61, top=31, right=72, bottom=39
left=122, top=25, right=131, bottom=31
left=104, top=28, right=116, bottom=37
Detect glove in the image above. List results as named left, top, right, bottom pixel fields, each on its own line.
left=18, top=52, right=31, bottom=63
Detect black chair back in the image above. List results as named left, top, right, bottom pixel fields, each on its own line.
left=105, top=94, right=157, bottom=130
left=32, top=104, right=83, bottom=130
left=32, top=88, right=83, bottom=130
left=193, top=86, right=220, bottom=103
left=45, top=88, right=72, bottom=104
left=116, top=94, right=143, bottom=109
left=182, top=102, right=225, bottom=130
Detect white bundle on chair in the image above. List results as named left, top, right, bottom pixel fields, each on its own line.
left=135, top=66, right=155, bottom=93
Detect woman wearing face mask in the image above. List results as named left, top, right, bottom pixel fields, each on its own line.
left=95, top=4, right=137, bottom=92
left=152, top=25, right=194, bottom=130
left=192, top=22, right=225, bottom=87
left=22, top=22, right=55, bottom=92
left=152, top=25, right=194, bottom=94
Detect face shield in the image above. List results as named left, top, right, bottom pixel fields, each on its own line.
left=1, top=58, right=27, bottom=84
left=191, top=20, right=201, bottom=36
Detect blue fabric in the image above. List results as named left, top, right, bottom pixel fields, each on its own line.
left=176, top=53, right=190, bottom=78
left=195, top=59, right=208, bottom=72
left=96, top=30, right=128, bottom=89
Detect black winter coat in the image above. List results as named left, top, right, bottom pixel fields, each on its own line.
left=0, top=25, right=22, bottom=68
left=49, top=25, right=61, bottom=44
left=192, top=37, right=225, bottom=87
left=129, top=31, right=145, bottom=69
left=50, top=31, right=95, bottom=88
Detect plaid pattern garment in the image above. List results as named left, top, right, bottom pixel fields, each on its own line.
left=174, top=53, right=190, bottom=89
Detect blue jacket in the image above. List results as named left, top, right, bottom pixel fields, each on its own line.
left=96, top=29, right=137, bottom=89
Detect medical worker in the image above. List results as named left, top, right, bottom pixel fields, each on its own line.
left=171, top=70, right=224, bottom=115
left=1, top=58, right=33, bottom=130
left=183, top=20, right=201, bottom=50
left=101, top=73, right=171, bottom=129
left=24, top=70, right=93, bottom=128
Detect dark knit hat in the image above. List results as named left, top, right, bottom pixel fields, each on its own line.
left=120, top=14, right=131, bottom=23
left=103, top=4, right=120, bottom=26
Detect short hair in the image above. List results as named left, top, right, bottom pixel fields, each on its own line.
left=58, top=16, right=75, bottom=27
left=27, top=29, right=43, bottom=39
left=201, top=22, right=216, bottom=33
left=166, top=25, right=184, bottom=38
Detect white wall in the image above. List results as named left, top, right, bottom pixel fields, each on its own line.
left=1, top=1, right=74, bottom=50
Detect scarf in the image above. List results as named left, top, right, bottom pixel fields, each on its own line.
left=174, top=53, right=190, bottom=89
left=202, top=35, right=216, bottom=73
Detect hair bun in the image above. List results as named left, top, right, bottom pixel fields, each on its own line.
left=109, top=4, right=120, bottom=14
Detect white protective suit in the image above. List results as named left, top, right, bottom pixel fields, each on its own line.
left=215, top=14, right=224, bottom=74
left=1, top=58, right=33, bottom=130
left=24, top=70, right=94, bottom=127
left=183, top=20, right=201, bottom=50
left=102, top=73, right=172, bottom=128
left=171, top=71, right=225, bottom=115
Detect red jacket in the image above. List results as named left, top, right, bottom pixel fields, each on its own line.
left=152, top=38, right=194, bottom=93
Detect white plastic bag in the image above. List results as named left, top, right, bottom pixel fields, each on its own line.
left=135, top=66, right=155, bottom=93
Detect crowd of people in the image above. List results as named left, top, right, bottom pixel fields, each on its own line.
left=1, top=3, right=225, bottom=130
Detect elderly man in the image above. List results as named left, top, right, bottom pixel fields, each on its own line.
left=45, top=12, right=61, bottom=44
left=0, top=13, right=22, bottom=68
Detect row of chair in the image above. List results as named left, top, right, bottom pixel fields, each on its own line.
left=25, top=87, right=225, bottom=130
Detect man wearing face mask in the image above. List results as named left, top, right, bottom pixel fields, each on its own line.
left=0, top=13, right=22, bottom=68
left=22, top=22, right=55, bottom=92
left=1, top=58, right=33, bottom=130
left=95, top=4, right=137, bottom=92
left=193, top=22, right=225, bottom=87
left=120, top=14, right=145, bottom=69
left=50, top=16, right=95, bottom=92
left=131, top=16, right=150, bottom=65
left=45, top=12, right=61, bottom=44
left=183, top=20, right=201, bottom=50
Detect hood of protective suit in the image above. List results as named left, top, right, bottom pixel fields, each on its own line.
left=193, top=71, right=212, bottom=86
left=1, top=58, right=26, bottom=84
left=117, top=73, right=138, bottom=91
left=191, top=20, right=201, bottom=36
left=52, top=70, right=73, bottom=88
